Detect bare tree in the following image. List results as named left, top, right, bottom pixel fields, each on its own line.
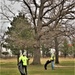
left=21, top=0, right=75, bottom=64
left=0, top=0, right=75, bottom=64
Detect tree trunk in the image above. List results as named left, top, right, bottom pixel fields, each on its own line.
left=0, top=45, right=1, bottom=58
left=31, top=40, right=41, bottom=65
left=31, top=1, right=44, bottom=65
left=17, top=50, right=20, bottom=64
left=0, top=44, right=2, bottom=58
left=54, top=37, right=59, bottom=64
left=32, top=48, right=41, bottom=65
left=73, top=53, right=75, bottom=58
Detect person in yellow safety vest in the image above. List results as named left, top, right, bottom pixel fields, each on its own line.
left=19, top=53, right=29, bottom=75
left=50, top=53, right=55, bottom=70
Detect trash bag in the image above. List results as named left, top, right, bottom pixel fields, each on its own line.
left=18, top=60, right=25, bottom=75
left=44, top=60, right=51, bottom=70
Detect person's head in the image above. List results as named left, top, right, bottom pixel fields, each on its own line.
left=23, top=52, right=26, bottom=56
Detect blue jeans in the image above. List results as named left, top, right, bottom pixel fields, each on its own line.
left=51, top=61, right=54, bottom=70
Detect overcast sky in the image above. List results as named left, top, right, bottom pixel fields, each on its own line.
left=1, top=0, right=75, bottom=32
left=0, top=0, right=22, bottom=33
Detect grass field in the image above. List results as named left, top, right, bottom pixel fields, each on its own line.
left=0, top=57, right=75, bottom=75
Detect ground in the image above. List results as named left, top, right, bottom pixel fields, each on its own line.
left=0, top=57, right=75, bottom=75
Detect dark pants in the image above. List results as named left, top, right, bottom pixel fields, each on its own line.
left=23, top=66, right=27, bottom=75
left=18, top=62, right=27, bottom=75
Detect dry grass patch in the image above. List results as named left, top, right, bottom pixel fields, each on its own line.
left=59, top=57, right=75, bottom=61
left=0, top=58, right=17, bottom=63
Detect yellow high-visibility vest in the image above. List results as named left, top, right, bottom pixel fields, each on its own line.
left=50, top=54, right=55, bottom=60
left=19, top=55, right=28, bottom=66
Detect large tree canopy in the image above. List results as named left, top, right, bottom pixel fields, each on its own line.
left=21, top=0, right=75, bottom=64
left=5, top=14, right=34, bottom=54
left=0, top=0, right=75, bottom=64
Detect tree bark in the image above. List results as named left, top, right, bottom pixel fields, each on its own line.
left=0, top=45, right=2, bottom=58
left=31, top=1, right=44, bottom=65
left=31, top=40, right=41, bottom=65
left=54, top=37, right=59, bottom=64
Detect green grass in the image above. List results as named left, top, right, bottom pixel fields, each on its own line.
left=60, top=61, right=74, bottom=66
left=0, top=58, right=75, bottom=75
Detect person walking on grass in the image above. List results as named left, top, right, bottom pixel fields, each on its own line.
left=19, top=52, right=29, bottom=75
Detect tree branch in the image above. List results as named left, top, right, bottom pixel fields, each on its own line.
left=23, top=0, right=33, bottom=16
left=41, top=0, right=66, bottom=18
left=33, top=0, right=39, bottom=7
left=1, top=13, right=12, bottom=22
left=23, top=0, right=37, bottom=33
